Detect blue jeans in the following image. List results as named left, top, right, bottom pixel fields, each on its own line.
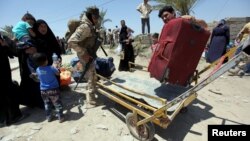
left=141, top=18, right=150, bottom=34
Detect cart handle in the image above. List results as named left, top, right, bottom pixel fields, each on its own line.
left=136, top=104, right=167, bottom=126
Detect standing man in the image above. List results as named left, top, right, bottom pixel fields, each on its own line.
left=67, top=6, right=100, bottom=108
left=112, top=26, right=120, bottom=44
left=137, top=0, right=152, bottom=34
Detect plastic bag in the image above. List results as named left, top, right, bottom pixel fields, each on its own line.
left=120, top=51, right=124, bottom=60
left=115, top=44, right=122, bottom=55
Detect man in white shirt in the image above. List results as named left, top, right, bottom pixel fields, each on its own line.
left=137, top=0, right=152, bottom=34
left=112, top=26, right=120, bottom=44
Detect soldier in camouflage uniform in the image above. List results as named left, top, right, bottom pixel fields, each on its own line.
left=67, top=7, right=100, bottom=108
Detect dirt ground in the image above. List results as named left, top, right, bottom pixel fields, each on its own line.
left=0, top=48, right=249, bottom=141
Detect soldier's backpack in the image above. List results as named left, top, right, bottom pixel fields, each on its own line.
left=65, top=19, right=81, bottom=41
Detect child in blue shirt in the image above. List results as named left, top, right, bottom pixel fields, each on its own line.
left=12, top=13, right=36, bottom=48
left=33, top=53, right=65, bottom=123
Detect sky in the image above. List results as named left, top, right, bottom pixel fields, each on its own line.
left=0, top=0, right=249, bottom=38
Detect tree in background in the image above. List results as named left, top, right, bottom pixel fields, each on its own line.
left=151, top=0, right=197, bottom=15
left=0, top=25, right=14, bottom=38
left=99, top=9, right=112, bottom=28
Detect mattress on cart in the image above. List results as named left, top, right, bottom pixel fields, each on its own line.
left=102, top=71, right=192, bottom=108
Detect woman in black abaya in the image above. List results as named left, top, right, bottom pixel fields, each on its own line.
left=0, top=34, right=24, bottom=127
left=33, top=19, right=62, bottom=65
left=118, top=20, right=135, bottom=71
left=206, top=19, right=230, bottom=63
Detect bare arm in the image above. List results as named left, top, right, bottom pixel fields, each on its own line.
left=136, top=4, right=142, bottom=13
left=128, top=27, right=134, bottom=33
left=236, top=23, right=250, bottom=42
left=149, top=4, right=153, bottom=14
left=137, top=9, right=142, bottom=13
left=28, top=28, right=36, bottom=37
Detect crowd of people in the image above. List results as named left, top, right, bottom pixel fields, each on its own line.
left=1, top=0, right=250, bottom=128
left=98, top=26, right=120, bottom=47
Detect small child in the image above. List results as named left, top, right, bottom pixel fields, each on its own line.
left=12, top=13, right=36, bottom=47
left=33, top=53, right=65, bottom=123
left=151, top=33, right=159, bottom=53
left=12, top=13, right=38, bottom=81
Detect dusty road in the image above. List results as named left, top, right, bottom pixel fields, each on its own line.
left=1, top=49, right=250, bottom=141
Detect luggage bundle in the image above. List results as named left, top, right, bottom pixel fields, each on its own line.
left=148, top=18, right=210, bottom=86
left=70, top=57, right=116, bottom=82
left=95, top=57, right=116, bottom=78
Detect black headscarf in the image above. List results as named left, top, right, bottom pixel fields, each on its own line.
left=33, top=19, right=61, bottom=65
left=217, top=19, right=226, bottom=27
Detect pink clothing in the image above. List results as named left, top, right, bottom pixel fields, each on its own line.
left=151, top=43, right=159, bottom=52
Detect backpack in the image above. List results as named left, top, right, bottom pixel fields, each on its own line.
left=65, top=19, right=81, bottom=41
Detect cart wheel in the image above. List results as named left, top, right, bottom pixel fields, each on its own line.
left=180, top=107, right=188, bottom=113
left=125, top=113, right=155, bottom=141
